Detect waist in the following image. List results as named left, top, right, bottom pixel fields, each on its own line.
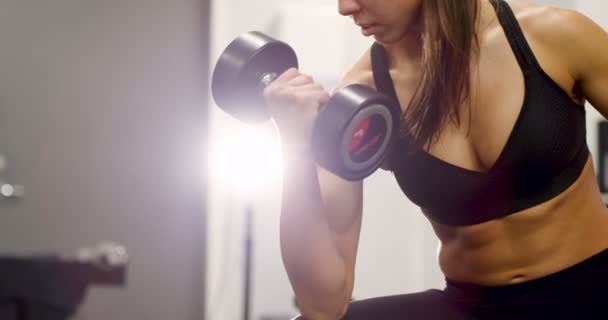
left=436, top=207, right=608, bottom=286
left=444, top=247, right=608, bottom=304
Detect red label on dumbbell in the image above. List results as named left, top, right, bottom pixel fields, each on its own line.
left=348, top=117, right=370, bottom=152
left=348, top=114, right=388, bottom=163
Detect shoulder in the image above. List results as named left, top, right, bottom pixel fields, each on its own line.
left=510, top=1, right=601, bottom=44
left=331, top=46, right=376, bottom=94
left=510, top=1, right=606, bottom=78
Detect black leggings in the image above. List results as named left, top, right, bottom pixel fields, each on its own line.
left=295, top=248, right=608, bottom=319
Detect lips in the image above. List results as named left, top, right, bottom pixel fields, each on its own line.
left=357, top=22, right=375, bottom=28
left=358, top=23, right=378, bottom=36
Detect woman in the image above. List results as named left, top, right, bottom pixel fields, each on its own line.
left=263, top=0, right=608, bottom=318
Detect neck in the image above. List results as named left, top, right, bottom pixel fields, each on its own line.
left=382, top=13, right=424, bottom=69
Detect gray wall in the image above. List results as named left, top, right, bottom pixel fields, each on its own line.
left=0, top=1, right=210, bottom=319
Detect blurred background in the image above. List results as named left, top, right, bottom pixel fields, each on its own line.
left=0, top=0, right=605, bottom=319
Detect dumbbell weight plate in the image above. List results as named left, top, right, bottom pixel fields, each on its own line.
left=211, top=31, right=298, bottom=123
left=312, top=84, right=399, bottom=181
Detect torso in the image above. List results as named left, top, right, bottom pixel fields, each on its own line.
left=346, top=0, right=608, bottom=286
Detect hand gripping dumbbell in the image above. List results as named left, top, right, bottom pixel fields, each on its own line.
left=211, top=31, right=400, bottom=181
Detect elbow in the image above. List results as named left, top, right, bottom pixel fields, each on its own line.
left=298, top=309, right=348, bottom=320
left=290, top=261, right=355, bottom=320
left=297, top=299, right=350, bottom=320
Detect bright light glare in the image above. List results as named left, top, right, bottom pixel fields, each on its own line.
left=209, top=124, right=283, bottom=196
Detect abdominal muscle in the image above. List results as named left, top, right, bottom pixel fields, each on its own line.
left=431, top=156, right=608, bottom=286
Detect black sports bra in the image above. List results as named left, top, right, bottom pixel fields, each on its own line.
left=371, top=0, right=589, bottom=226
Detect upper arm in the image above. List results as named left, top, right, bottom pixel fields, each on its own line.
left=554, top=9, right=608, bottom=117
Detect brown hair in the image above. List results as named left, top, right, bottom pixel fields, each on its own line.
left=402, top=0, right=481, bottom=150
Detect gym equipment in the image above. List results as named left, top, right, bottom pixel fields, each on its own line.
left=211, top=31, right=400, bottom=181
left=0, top=244, right=127, bottom=320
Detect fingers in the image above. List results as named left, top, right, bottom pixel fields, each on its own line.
left=287, top=74, right=315, bottom=86
left=263, top=68, right=329, bottom=108
left=317, top=89, right=331, bottom=106
left=290, top=84, right=331, bottom=109
left=272, top=67, right=300, bottom=84
left=261, top=68, right=330, bottom=147
left=264, top=68, right=295, bottom=97
left=267, top=83, right=327, bottom=109
left=267, top=68, right=319, bottom=89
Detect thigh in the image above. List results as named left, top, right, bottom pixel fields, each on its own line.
left=292, top=290, right=474, bottom=320
left=342, top=290, right=473, bottom=320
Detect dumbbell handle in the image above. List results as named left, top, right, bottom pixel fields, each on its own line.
left=260, top=72, right=278, bottom=86
left=211, top=31, right=299, bottom=123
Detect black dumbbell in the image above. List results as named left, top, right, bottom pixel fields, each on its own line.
left=211, top=31, right=400, bottom=181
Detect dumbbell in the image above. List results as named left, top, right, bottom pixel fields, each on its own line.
left=211, top=31, right=400, bottom=181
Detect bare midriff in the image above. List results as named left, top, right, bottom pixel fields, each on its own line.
left=431, top=156, right=608, bottom=286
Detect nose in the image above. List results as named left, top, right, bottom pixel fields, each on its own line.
left=338, top=0, right=360, bottom=16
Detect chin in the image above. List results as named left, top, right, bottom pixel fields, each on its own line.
left=372, top=34, right=399, bottom=45
left=376, top=30, right=418, bottom=46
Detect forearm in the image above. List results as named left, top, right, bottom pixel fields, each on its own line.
left=279, top=156, right=354, bottom=319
